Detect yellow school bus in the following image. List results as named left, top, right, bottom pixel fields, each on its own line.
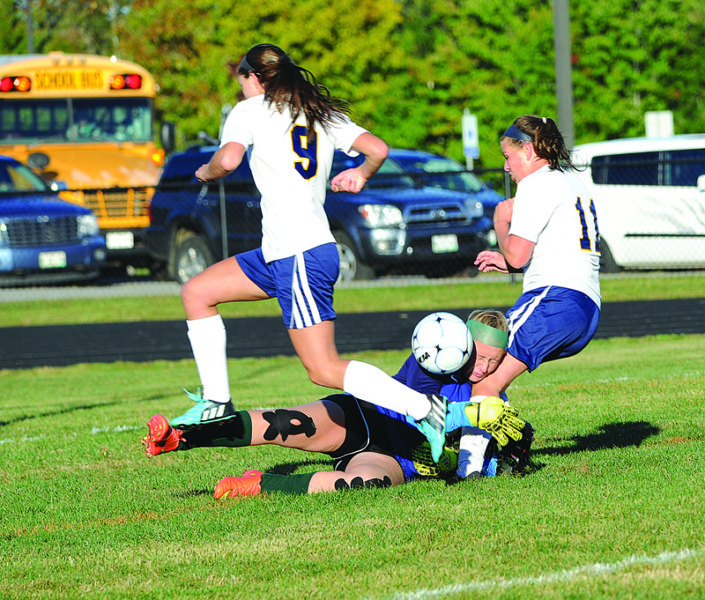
left=0, top=52, right=174, bottom=264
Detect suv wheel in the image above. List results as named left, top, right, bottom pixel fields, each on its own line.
left=171, top=233, right=214, bottom=284
left=333, top=230, right=374, bottom=281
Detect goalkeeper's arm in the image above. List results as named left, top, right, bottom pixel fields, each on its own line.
left=446, top=396, right=526, bottom=447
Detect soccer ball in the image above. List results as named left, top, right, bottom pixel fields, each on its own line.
left=411, top=312, right=473, bottom=374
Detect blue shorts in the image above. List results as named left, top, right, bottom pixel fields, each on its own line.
left=236, top=243, right=339, bottom=329
left=506, top=286, right=600, bottom=371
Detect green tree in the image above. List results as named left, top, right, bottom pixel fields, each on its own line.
left=12, top=0, right=704, bottom=166
left=571, top=0, right=705, bottom=141
left=387, top=0, right=556, bottom=166
left=119, top=0, right=405, bottom=149
left=6, top=0, right=131, bottom=55
left=0, top=0, right=27, bottom=54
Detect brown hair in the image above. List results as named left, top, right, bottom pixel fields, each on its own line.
left=502, top=115, right=578, bottom=171
left=234, top=44, right=350, bottom=143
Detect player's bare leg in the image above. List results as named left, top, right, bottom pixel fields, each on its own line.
left=308, top=452, right=404, bottom=493
left=215, top=452, right=404, bottom=498
left=174, top=256, right=270, bottom=427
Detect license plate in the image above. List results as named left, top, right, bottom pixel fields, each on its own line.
left=431, top=234, right=459, bottom=254
left=106, top=231, right=134, bottom=250
left=38, top=251, right=67, bottom=269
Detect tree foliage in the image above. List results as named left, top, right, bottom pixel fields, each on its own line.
left=4, top=0, right=705, bottom=167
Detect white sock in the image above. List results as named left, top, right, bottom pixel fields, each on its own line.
left=457, top=428, right=492, bottom=478
left=186, top=314, right=230, bottom=403
left=343, top=360, right=430, bottom=420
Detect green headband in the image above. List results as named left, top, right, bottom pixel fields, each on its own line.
left=466, top=319, right=508, bottom=350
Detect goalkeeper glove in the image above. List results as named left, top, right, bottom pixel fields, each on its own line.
left=447, top=396, right=526, bottom=447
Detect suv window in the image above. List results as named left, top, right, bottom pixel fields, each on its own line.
left=591, top=152, right=659, bottom=186
left=591, top=149, right=705, bottom=187
left=160, top=149, right=254, bottom=185
left=667, top=149, right=705, bottom=186
left=0, top=160, right=49, bottom=192
left=331, top=152, right=415, bottom=188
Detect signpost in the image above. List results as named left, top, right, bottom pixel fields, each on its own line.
left=462, top=109, right=479, bottom=170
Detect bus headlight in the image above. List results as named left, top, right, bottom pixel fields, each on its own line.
left=77, top=214, right=100, bottom=238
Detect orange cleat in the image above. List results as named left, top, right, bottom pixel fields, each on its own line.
left=143, top=414, right=184, bottom=456
left=214, top=470, right=264, bottom=499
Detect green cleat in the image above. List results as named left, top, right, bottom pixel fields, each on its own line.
left=171, top=388, right=235, bottom=428
left=416, top=394, right=447, bottom=463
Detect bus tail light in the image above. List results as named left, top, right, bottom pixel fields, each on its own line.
left=0, top=76, right=31, bottom=92
left=109, top=73, right=142, bottom=90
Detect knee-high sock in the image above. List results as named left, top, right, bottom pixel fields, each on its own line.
left=180, top=411, right=253, bottom=449
left=259, top=472, right=315, bottom=495
left=343, top=360, right=430, bottom=421
left=186, top=314, right=230, bottom=403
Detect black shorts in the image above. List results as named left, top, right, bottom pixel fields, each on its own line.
left=321, top=394, right=401, bottom=471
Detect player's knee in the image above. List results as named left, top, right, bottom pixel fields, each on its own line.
left=303, top=361, right=344, bottom=389
left=181, top=275, right=212, bottom=312
left=180, top=277, right=198, bottom=307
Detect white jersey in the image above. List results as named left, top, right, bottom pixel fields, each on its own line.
left=509, top=165, right=602, bottom=307
left=220, top=94, right=367, bottom=262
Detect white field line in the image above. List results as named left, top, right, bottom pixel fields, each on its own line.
left=369, top=547, right=704, bottom=600
left=0, top=425, right=142, bottom=446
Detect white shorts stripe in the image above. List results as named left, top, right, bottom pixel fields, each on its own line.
left=506, top=285, right=551, bottom=348
left=296, top=252, right=322, bottom=323
left=289, top=252, right=321, bottom=328
left=289, top=257, right=305, bottom=329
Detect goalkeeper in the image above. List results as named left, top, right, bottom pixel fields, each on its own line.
left=143, top=311, right=532, bottom=497
left=393, top=309, right=533, bottom=478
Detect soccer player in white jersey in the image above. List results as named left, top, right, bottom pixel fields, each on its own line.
left=152, top=43, right=487, bottom=462
left=473, top=115, right=601, bottom=412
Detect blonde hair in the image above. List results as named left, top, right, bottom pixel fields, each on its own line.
left=467, top=309, right=508, bottom=331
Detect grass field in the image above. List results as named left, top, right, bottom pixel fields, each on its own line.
left=1, top=274, right=704, bottom=598
left=1, top=272, right=705, bottom=327
left=1, top=328, right=704, bottom=598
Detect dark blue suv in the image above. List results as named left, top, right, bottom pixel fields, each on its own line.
left=384, top=149, right=504, bottom=247
left=0, top=155, right=106, bottom=286
left=145, top=146, right=494, bottom=283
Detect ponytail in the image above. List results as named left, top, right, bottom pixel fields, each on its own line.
left=501, top=115, right=577, bottom=171
left=236, top=44, right=350, bottom=142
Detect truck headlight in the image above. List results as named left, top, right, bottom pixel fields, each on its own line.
left=358, top=204, right=403, bottom=226
left=465, top=199, right=484, bottom=219
left=77, top=214, right=100, bottom=238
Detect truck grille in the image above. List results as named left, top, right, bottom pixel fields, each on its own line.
left=4, top=216, right=78, bottom=247
left=76, top=188, right=152, bottom=219
left=405, top=204, right=468, bottom=225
